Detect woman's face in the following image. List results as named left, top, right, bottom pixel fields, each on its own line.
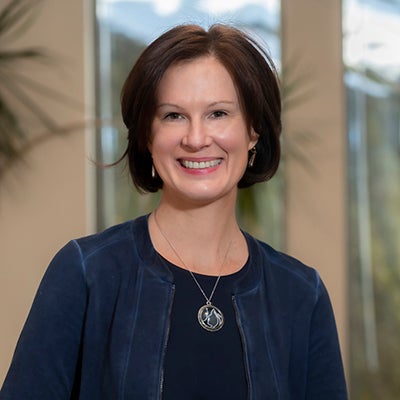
left=149, top=56, right=258, bottom=206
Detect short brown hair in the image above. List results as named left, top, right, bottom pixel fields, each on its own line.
left=120, top=24, right=281, bottom=192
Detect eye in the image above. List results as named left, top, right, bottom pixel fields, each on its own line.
left=210, top=110, right=228, bottom=119
left=164, top=112, right=183, bottom=120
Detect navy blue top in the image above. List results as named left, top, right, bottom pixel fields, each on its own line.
left=162, top=258, right=249, bottom=399
left=0, top=215, right=348, bottom=399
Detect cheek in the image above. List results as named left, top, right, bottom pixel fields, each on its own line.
left=219, top=126, right=253, bottom=153
left=149, top=123, right=164, bottom=153
left=148, top=122, right=157, bottom=153
left=149, top=129, right=177, bottom=159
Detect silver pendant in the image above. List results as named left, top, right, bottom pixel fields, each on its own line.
left=198, top=303, right=224, bottom=332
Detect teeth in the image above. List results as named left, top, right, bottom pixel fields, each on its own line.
left=181, top=159, right=221, bottom=169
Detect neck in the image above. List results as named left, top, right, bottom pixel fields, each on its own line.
left=149, top=196, right=247, bottom=275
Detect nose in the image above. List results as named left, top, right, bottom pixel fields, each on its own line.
left=181, top=119, right=212, bottom=151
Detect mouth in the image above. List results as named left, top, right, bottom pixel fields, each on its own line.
left=180, top=159, right=222, bottom=170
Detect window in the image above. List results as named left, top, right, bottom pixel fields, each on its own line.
left=343, top=0, right=400, bottom=397
left=95, top=0, right=283, bottom=247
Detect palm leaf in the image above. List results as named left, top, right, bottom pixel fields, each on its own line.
left=0, top=48, right=46, bottom=62
left=0, top=69, right=58, bottom=128
left=0, top=0, right=84, bottom=179
left=281, top=61, right=314, bottom=110
left=0, top=98, right=23, bottom=165
left=2, top=68, right=83, bottom=109
left=0, top=0, right=43, bottom=40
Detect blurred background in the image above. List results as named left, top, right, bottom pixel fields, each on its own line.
left=0, top=0, right=399, bottom=398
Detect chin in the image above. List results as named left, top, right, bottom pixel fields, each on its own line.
left=174, top=186, right=238, bottom=206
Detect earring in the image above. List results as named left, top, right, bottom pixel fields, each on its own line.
left=151, top=164, right=156, bottom=178
left=248, top=146, right=257, bottom=167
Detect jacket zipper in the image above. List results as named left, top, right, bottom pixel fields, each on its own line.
left=158, top=285, right=175, bottom=400
left=232, top=295, right=251, bottom=400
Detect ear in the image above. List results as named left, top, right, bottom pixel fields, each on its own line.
left=248, top=128, right=259, bottom=150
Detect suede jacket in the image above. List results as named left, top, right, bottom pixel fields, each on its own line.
left=0, top=215, right=348, bottom=399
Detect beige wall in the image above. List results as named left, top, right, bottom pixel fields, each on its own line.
left=0, top=0, right=348, bottom=387
left=282, top=0, right=348, bottom=369
left=0, top=0, right=94, bottom=384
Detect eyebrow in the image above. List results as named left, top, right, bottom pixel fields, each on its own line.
left=156, top=101, right=237, bottom=109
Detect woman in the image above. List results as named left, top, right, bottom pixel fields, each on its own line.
left=0, top=24, right=347, bottom=399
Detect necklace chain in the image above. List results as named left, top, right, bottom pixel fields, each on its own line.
left=152, top=211, right=232, bottom=305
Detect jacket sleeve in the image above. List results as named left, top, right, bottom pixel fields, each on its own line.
left=305, top=276, right=348, bottom=399
left=0, top=241, right=87, bottom=400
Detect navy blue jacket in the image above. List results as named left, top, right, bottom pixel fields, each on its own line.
left=0, top=215, right=347, bottom=399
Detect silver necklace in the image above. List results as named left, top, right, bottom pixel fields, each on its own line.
left=153, top=211, right=232, bottom=332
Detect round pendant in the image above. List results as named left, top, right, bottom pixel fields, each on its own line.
left=198, top=303, right=224, bottom=332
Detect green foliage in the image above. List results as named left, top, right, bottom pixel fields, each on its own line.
left=0, top=0, right=43, bottom=171
left=348, top=86, right=400, bottom=400
left=0, top=0, right=82, bottom=179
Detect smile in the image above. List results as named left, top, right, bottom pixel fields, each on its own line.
left=180, top=159, right=222, bottom=169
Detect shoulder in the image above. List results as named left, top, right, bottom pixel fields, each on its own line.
left=49, top=215, right=150, bottom=281
left=246, top=233, right=323, bottom=300
left=73, top=220, right=134, bottom=259
left=72, top=215, right=148, bottom=261
left=259, top=239, right=319, bottom=286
